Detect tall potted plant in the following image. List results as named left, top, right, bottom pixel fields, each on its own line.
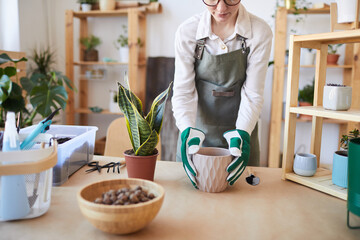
left=80, top=35, right=101, bottom=61
left=117, top=75, right=172, bottom=181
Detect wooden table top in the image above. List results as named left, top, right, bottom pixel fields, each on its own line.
left=1, top=155, right=359, bottom=239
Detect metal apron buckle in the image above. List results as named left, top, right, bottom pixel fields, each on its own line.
left=237, top=35, right=247, bottom=54
left=195, top=39, right=206, bottom=60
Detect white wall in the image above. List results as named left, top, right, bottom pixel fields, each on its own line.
left=0, top=0, right=20, bottom=51
left=13, top=0, right=341, bottom=165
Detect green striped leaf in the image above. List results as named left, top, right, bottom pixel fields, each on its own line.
left=135, top=129, right=159, bottom=156
left=145, top=82, right=172, bottom=134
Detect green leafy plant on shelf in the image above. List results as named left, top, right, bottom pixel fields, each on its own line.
left=328, top=44, right=343, bottom=55
left=80, top=35, right=101, bottom=51
left=340, top=128, right=360, bottom=150
left=77, top=0, right=98, bottom=4
left=114, top=25, right=143, bottom=49
left=117, top=74, right=172, bottom=156
left=298, top=80, right=314, bottom=104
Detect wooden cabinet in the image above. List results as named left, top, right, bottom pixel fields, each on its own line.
left=268, top=6, right=358, bottom=168
left=64, top=4, right=161, bottom=125
left=282, top=30, right=360, bottom=200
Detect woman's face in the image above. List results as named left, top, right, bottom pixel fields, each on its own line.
left=206, top=0, right=240, bottom=23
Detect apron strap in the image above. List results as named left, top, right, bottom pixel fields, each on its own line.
left=236, top=35, right=248, bottom=54
left=195, top=39, right=206, bottom=60
left=195, top=36, right=248, bottom=60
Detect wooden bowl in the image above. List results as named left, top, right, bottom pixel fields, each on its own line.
left=77, top=178, right=165, bottom=234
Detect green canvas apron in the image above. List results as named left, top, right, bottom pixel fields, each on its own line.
left=176, top=36, right=260, bottom=166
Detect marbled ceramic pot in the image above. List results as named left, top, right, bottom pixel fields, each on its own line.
left=192, top=147, right=232, bottom=193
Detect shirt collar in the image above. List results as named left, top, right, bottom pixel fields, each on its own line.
left=196, top=3, right=252, bottom=40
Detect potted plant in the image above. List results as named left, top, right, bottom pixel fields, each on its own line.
left=323, top=83, right=352, bottom=111
left=298, top=80, right=314, bottom=120
left=117, top=75, right=172, bottom=181
left=114, top=25, right=129, bottom=63
left=327, top=44, right=343, bottom=65
left=332, top=128, right=359, bottom=188
left=80, top=35, right=101, bottom=61
left=114, top=25, right=143, bottom=63
left=77, top=0, right=97, bottom=11
left=0, top=48, right=75, bottom=127
left=109, top=90, right=120, bottom=113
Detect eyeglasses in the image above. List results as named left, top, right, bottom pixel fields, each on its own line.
left=202, top=0, right=241, bottom=7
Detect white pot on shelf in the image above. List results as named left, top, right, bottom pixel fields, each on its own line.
left=109, top=91, right=121, bottom=113
left=118, top=47, right=129, bottom=63
left=336, top=0, right=359, bottom=23
left=81, top=3, right=92, bottom=11
left=323, top=85, right=352, bottom=111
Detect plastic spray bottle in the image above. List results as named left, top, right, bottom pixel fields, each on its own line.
left=0, top=112, right=30, bottom=220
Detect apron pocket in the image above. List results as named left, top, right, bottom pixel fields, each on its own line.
left=196, top=78, right=241, bottom=126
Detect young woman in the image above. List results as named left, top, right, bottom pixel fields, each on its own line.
left=172, top=0, right=272, bottom=187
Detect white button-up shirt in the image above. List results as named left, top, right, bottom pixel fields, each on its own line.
left=172, top=3, right=272, bottom=135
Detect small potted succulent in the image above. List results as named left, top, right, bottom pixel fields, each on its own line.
left=323, top=83, right=352, bottom=111
left=332, top=128, right=359, bottom=188
left=109, top=90, right=121, bottom=113
left=77, top=0, right=97, bottom=11
left=80, top=35, right=101, bottom=61
left=117, top=74, right=172, bottom=181
left=327, top=44, right=343, bottom=65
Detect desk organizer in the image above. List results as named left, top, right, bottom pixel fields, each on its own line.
left=0, top=141, right=57, bottom=221
left=20, top=125, right=98, bottom=186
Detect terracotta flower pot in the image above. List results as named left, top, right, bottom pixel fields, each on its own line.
left=124, top=150, right=158, bottom=181
left=327, top=54, right=340, bottom=65
left=192, top=147, right=232, bottom=193
left=298, top=101, right=312, bottom=120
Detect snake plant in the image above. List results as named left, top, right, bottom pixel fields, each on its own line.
left=117, top=77, right=172, bottom=156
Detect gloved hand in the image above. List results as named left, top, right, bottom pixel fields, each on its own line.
left=223, top=129, right=250, bottom=185
left=181, top=127, right=205, bottom=188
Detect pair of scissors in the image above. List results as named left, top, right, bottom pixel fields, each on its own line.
left=20, top=108, right=61, bottom=150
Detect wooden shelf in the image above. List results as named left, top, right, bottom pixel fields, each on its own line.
left=75, top=108, right=124, bottom=116
left=289, top=106, right=360, bottom=121
left=282, top=29, right=360, bottom=200
left=287, top=7, right=330, bottom=14
left=268, top=6, right=358, bottom=168
left=73, top=2, right=161, bottom=18
left=285, top=64, right=353, bottom=69
left=282, top=117, right=349, bottom=124
left=65, top=4, right=161, bottom=125
left=285, top=168, right=347, bottom=200
left=74, top=61, right=128, bottom=66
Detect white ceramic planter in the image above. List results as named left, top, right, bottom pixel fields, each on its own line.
left=109, top=91, right=121, bottom=113
left=81, top=3, right=92, bottom=12
left=293, top=153, right=317, bottom=177
left=192, top=147, right=232, bottom=193
left=118, top=47, right=129, bottom=63
left=99, top=0, right=116, bottom=11
left=323, top=85, right=352, bottom=111
left=336, top=0, right=358, bottom=23
left=303, top=51, right=316, bottom=65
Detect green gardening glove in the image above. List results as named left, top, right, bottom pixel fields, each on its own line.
left=181, top=127, right=205, bottom=189
left=223, top=129, right=250, bottom=185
